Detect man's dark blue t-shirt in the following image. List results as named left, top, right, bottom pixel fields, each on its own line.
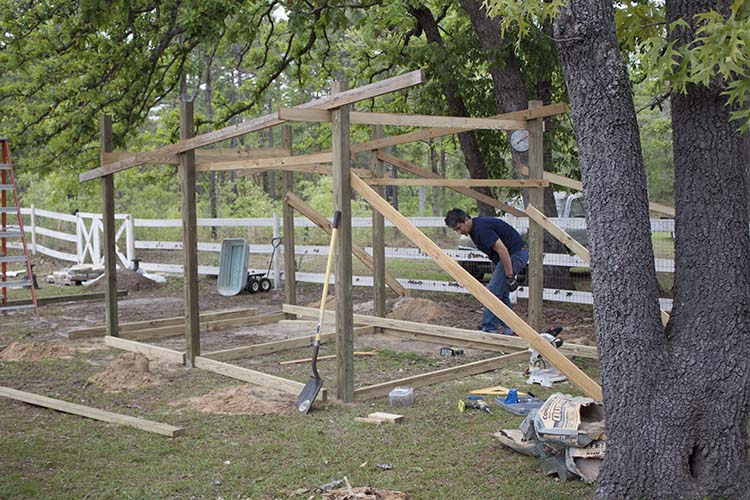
left=470, top=217, right=526, bottom=264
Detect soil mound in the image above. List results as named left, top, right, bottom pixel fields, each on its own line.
left=88, top=269, right=162, bottom=292
left=0, top=341, right=74, bottom=361
left=178, top=384, right=293, bottom=416
left=89, top=352, right=162, bottom=391
left=323, top=487, right=407, bottom=500
left=388, top=297, right=448, bottom=324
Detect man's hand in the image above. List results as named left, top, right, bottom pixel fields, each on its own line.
left=505, top=274, right=519, bottom=292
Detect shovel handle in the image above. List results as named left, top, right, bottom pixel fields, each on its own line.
left=316, top=210, right=341, bottom=341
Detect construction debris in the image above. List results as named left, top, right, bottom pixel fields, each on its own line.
left=494, top=392, right=606, bottom=483
left=47, top=264, right=103, bottom=286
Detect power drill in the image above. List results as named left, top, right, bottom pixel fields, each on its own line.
left=458, top=395, right=492, bottom=414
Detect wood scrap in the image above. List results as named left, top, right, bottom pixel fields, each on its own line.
left=0, top=386, right=184, bottom=437
left=279, top=351, right=375, bottom=365
left=367, top=412, right=404, bottom=423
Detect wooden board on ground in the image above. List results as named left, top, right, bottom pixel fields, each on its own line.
left=68, top=307, right=259, bottom=339
left=0, top=386, right=184, bottom=437
left=104, top=336, right=186, bottom=365
left=7, top=290, right=128, bottom=307
left=279, top=351, right=375, bottom=365
left=367, top=412, right=404, bottom=423
left=194, top=356, right=328, bottom=402
left=353, top=351, right=528, bottom=401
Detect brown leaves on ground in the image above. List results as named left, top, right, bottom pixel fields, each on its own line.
left=0, top=341, right=74, bottom=361
left=88, top=352, right=162, bottom=392
left=323, top=487, right=408, bottom=500
left=175, top=384, right=294, bottom=416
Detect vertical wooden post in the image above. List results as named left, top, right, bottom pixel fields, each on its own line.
left=100, top=115, right=119, bottom=338
left=332, top=80, right=354, bottom=402
left=527, top=100, right=545, bottom=332
left=370, top=125, right=386, bottom=320
left=179, top=99, right=200, bottom=366
left=281, top=125, right=297, bottom=308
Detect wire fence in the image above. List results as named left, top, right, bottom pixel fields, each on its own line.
left=10, top=207, right=677, bottom=311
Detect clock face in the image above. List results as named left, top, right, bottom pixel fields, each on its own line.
left=510, top=130, right=529, bottom=152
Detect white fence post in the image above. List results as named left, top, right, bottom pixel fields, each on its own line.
left=30, top=204, right=37, bottom=255
left=272, top=211, right=281, bottom=289
left=75, top=213, right=84, bottom=264
left=93, top=215, right=102, bottom=266
left=126, top=214, right=135, bottom=265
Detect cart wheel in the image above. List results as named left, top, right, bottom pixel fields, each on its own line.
left=260, top=278, right=272, bottom=292
left=248, top=279, right=261, bottom=294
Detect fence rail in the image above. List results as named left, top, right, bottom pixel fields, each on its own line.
left=15, top=206, right=677, bottom=310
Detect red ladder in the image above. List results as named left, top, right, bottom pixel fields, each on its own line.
left=1, top=138, right=39, bottom=318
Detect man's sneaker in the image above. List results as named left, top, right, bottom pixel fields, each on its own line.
left=501, top=330, right=518, bottom=337
left=480, top=328, right=498, bottom=334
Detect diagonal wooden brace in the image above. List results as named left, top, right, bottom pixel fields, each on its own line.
left=351, top=172, right=603, bottom=400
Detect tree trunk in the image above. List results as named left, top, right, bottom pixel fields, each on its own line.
left=410, top=5, right=494, bottom=216
left=462, top=0, right=574, bottom=288
left=555, top=1, right=750, bottom=498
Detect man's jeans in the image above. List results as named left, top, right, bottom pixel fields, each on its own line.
left=481, top=248, right=529, bottom=334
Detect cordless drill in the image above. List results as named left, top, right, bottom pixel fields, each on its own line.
left=458, top=396, right=493, bottom=414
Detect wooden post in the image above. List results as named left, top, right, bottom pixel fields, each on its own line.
left=527, top=101, right=544, bottom=332
left=371, top=125, right=386, bottom=319
left=332, top=80, right=354, bottom=402
left=179, top=99, right=200, bottom=366
left=100, top=115, right=119, bottom=338
left=281, top=125, right=297, bottom=308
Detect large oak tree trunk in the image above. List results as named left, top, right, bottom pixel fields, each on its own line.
left=409, top=5, right=494, bottom=216
left=555, top=1, right=750, bottom=498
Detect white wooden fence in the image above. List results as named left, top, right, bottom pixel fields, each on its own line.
left=12, top=207, right=676, bottom=311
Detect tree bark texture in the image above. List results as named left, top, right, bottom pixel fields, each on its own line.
left=556, top=1, right=750, bottom=498
left=410, top=5, right=494, bottom=216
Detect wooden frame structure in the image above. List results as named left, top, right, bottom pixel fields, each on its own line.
left=81, top=69, right=606, bottom=404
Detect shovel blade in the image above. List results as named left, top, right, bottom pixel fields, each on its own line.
left=295, top=375, right=324, bottom=414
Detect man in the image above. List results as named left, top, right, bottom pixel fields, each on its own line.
left=445, top=208, right=528, bottom=335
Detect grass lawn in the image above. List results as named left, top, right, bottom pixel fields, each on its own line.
left=0, top=347, right=598, bottom=500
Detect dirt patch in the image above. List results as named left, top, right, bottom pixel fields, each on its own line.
left=387, top=297, right=449, bottom=324
left=88, top=269, right=163, bottom=292
left=88, top=352, right=162, bottom=392
left=0, top=341, right=75, bottom=361
left=176, top=384, right=294, bottom=416
left=323, top=487, right=408, bottom=500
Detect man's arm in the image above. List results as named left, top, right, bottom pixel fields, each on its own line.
left=491, top=239, right=514, bottom=277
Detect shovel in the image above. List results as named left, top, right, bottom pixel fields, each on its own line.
left=295, top=210, right=341, bottom=414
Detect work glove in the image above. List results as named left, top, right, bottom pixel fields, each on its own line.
left=505, top=274, right=519, bottom=292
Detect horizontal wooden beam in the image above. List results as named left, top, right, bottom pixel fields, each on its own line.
left=350, top=172, right=603, bottom=400
left=123, top=311, right=285, bottom=342
left=194, top=356, right=328, bottom=402
left=0, top=386, right=184, bottom=437
left=381, top=328, right=524, bottom=353
left=68, top=308, right=259, bottom=339
left=375, top=151, right=526, bottom=217
left=104, top=336, right=186, bottom=365
left=81, top=70, right=424, bottom=182
left=350, top=102, right=567, bottom=154
left=518, top=164, right=675, bottom=217
left=8, top=290, right=127, bottom=307
left=284, top=192, right=407, bottom=296
left=283, top=304, right=598, bottom=359
left=353, top=351, right=528, bottom=401
left=201, top=326, right=375, bottom=362
left=196, top=151, right=333, bottom=172
left=236, top=164, right=372, bottom=178
left=365, top=178, right=548, bottom=187
left=278, top=107, right=525, bottom=131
